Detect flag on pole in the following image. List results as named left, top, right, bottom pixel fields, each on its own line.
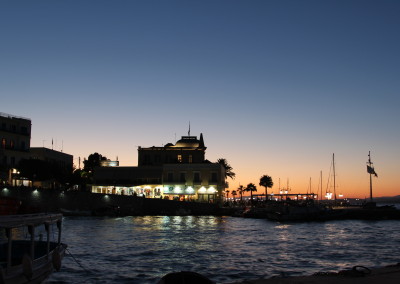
left=367, top=165, right=378, bottom=177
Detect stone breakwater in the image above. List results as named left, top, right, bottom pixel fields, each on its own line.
left=0, top=188, right=220, bottom=216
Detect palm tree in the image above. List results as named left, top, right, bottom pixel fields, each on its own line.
left=231, top=190, right=237, bottom=202
left=217, top=158, right=236, bottom=180
left=259, top=175, right=273, bottom=202
left=225, top=190, right=230, bottom=200
left=244, top=183, right=257, bottom=205
left=237, top=185, right=244, bottom=202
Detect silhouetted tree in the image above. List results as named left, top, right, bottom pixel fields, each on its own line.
left=83, top=152, right=107, bottom=173
left=225, top=190, right=230, bottom=200
left=244, top=183, right=257, bottom=205
left=231, top=190, right=237, bottom=202
left=259, top=175, right=273, bottom=201
left=237, top=185, right=245, bottom=202
left=70, top=168, right=85, bottom=188
left=217, top=158, right=236, bottom=180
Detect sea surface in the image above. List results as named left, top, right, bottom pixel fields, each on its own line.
left=42, top=214, right=400, bottom=284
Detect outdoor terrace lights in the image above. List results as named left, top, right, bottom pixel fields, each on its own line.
left=32, top=189, right=39, bottom=196
left=198, top=187, right=206, bottom=193
left=173, top=186, right=182, bottom=194
left=186, top=187, right=194, bottom=194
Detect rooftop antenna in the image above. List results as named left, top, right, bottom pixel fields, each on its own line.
left=188, top=121, right=191, bottom=136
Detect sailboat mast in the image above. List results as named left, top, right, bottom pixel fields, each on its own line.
left=368, top=151, right=373, bottom=202
left=320, top=171, right=322, bottom=202
left=333, top=153, right=336, bottom=201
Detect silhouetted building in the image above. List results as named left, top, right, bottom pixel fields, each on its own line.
left=30, top=147, right=73, bottom=173
left=0, top=112, right=31, bottom=184
left=29, top=147, right=73, bottom=189
left=138, top=134, right=206, bottom=166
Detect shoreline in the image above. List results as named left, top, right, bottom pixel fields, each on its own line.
left=227, top=263, right=400, bottom=284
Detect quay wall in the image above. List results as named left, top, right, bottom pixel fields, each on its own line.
left=0, top=188, right=220, bottom=216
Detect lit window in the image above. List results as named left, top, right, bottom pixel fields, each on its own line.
left=177, top=155, right=182, bottom=162
left=1, top=138, right=5, bottom=149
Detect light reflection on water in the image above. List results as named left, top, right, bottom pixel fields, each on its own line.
left=46, top=216, right=400, bottom=283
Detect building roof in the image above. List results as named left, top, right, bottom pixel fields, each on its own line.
left=0, top=112, right=31, bottom=122
left=139, top=133, right=206, bottom=150
left=172, top=133, right=205, bottom=148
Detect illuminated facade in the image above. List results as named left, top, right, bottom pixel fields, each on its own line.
left=92, top=133, right=226, bottom=202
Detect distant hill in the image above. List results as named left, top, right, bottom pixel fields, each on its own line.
left=374, top=196, right=400, bottom=203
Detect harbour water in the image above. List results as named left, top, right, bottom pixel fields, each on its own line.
left=44, top=215, right=400, bottom=283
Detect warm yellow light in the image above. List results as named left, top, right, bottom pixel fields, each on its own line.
left=208, top=186, right=216, bottom=193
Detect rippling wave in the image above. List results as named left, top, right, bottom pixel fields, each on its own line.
left=46, top=216, right=400, bottom=283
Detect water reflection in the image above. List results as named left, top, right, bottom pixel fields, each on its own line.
left=45, top=217, right=400, bottom=284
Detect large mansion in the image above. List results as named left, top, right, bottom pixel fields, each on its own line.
left=92, top=134, right=226, bottom=202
